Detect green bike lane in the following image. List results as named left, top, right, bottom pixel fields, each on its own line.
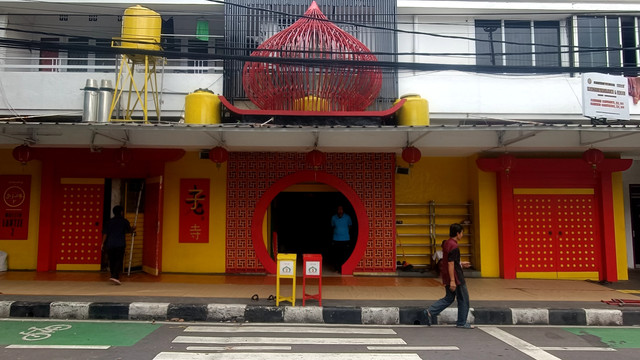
left=0, top=319, right=160, bottom=348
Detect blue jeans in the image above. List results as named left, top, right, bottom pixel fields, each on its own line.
left=427, top=283, right=470, bottom=326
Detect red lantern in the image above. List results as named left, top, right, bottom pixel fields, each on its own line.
left=499, top=154, right=516, bottom=174
left=306, top=149, right=326, bottom=168
left=12, top=145, right=32, bottom=164
left=209, top=146, right=229, bottom=164
left=401, top=146, right=421, bottom=165
left=582, top=148, right=604, bottom=169
left=117, top=147, right=132, bottom=165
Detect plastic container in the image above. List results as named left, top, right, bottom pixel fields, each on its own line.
left=184, top=89, right=221, bottom=124
left=120, top=5, right=162, bottom=51
left=395, top=94, right=429, bottom=126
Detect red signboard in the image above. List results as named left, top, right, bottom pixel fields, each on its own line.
left=1, top=175, right=31, bottom=240
left=179, top=178, right=210, bottom=243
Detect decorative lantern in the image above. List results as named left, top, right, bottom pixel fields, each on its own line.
left=401, top=146, right=421, bottom=165
left=499, top=154, right=516, bottom=174
left=242, top=1, right=382, bottom=111
left=12, top=145, right=32, bottom=164
left=209, top=146, right=229, bottom=166
left=117, top=147, right=132, bottom=165
left=306, top=149, right=326, bottom=168
left=582, top=148, right=604, bottom=170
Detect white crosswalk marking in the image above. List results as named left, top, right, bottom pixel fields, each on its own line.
left=480, top=327, right=562, bottom=360
left=154, top=353, right=422, bottom=360
left=186, top=346, right=292, bottom=351
left=158, top=324, right=429, bottom=360
left=173, top=336, right=406, bottom=345
left=184, top=326, right=396, bottom=335
left=368, top=346, right=459, bottom=351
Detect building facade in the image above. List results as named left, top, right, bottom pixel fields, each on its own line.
left=1, top=1, right=639, bottom=281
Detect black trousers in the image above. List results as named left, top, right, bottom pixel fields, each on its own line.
left=106, top=247, right=125, bottom=280
left=331, top=240, right=352, bottom=271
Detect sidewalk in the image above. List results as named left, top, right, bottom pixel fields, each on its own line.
left=1, top=270, right=639, bottom=326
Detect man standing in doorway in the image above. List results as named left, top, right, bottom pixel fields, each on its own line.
left=331, top=205, right=352, bottom=273
left=102, top=205, right=134, bottom=285
left=424, top=223, right=473, bottom=328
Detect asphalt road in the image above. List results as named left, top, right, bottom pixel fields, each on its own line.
left=1, top=319, right=640, bottom=360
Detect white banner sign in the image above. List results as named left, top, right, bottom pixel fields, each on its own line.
left=582, top=73, right=629, bottom=121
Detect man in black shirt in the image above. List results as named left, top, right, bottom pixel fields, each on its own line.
left=102, top=205, right=134, bottom=285
left=424, top=223, right=473, bottom=328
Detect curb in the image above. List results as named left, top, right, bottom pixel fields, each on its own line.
left=1, top=301, right=639, bottom=326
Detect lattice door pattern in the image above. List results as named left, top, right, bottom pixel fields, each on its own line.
left=514, top=194, right=599, bottom=274
left=226, top=152, right=395, bottom=273
left=55, top=182, right=104, bottom=266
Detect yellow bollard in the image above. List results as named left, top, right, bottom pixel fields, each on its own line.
left=276, top=253, right=297, bottom=306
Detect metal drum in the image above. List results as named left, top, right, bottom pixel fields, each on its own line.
left=97, top=79, right=114, bottom=123
left=82, top=79, right=99, bottom=122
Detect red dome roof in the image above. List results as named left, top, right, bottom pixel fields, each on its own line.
left=242, top=1, right=382, bottom=111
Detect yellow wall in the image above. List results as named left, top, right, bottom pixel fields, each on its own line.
left=162, top=151, right=227, bottom=273
left=395, top=157, right=470, bottom=204
left=612, top=172, right=629, bottom=281
left=0, top=150, right=41, bottom=269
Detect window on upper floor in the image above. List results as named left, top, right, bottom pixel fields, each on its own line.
left=475, top=20, right=561, bottom=67
left=575, top=15, right=639, bottom=75
left=475, top=16, right=640, bottom=74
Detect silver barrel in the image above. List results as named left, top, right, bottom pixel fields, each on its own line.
left=97, top=79, right=114, bottom=123
left=82, top=79, right=99, bottom=122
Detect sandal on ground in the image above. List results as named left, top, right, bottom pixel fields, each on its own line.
left=423, top=309, right=432, bottom=326
left=456, top=323, right=474, bottom=329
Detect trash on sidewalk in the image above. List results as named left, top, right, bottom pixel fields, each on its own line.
left=602, top=298, right=640, bottom=307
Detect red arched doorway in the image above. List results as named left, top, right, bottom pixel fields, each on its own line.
left=251, top=170, right=369, bottom=275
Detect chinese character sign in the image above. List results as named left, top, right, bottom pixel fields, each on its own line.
left=0, top=175, right=31, bottom=240
left=179, top=179, right=210, bottom=243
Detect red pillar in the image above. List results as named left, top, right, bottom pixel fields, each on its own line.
left=597, top=171, right=618, bottom=282
left=36, top=161, right=55, bottom=271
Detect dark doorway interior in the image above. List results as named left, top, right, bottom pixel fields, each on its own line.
left=630, top=185, right=640, bottom=268
left=271, top=191, right=358, bottom=270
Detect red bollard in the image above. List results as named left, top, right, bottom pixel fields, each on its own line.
left=302, top=254, right=322, bottom=306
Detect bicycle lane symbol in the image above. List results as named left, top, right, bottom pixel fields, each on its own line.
left=19, top=324, right=72, bottom=341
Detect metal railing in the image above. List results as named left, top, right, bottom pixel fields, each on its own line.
left=0, top=56, right=223, bottom=74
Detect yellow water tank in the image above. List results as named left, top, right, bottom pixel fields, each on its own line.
left=184, top=89, right=221, bottom=124
left=395, top=94, right=429, bottom=126
left=293, top=96, right=330, bottom=111
left=120, top=5, right=162, bottom=51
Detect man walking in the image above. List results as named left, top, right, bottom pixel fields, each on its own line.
left=102, top=205, right=134, bottom=285
left=424, top=223, right=473, bottom=328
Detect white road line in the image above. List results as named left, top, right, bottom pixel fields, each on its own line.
left=186, top=346, right=292, bottom=351
left=368, top=345, right=459, bottom=351
left=540, top=347, right=616, bottom=352
left=479, top=327, right=562, bottom=360
left=184, top=326, right=396, bottom=335
left=6, top=345, right=110, bottom=350
left=154, top=352, right=422, bottom=360
left=173, top=336, right=406, bottom=345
